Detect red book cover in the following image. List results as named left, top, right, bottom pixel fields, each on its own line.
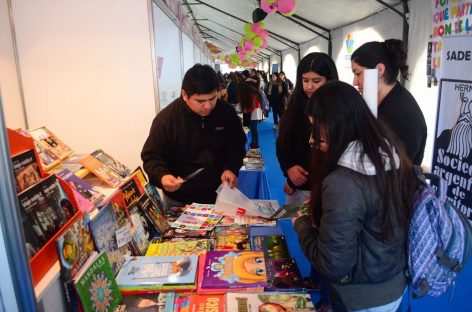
left=189, top=294, right=225, bottom=312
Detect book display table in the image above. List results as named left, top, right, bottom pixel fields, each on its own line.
left=238, top=167, right=271, bottom=200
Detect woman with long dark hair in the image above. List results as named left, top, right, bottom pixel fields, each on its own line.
left=266, top=73, right=287, bottom=128
left=238, top=82, right=262, bottom=149
left=294, top=81, right=418, bottom=311
left=276, top=52, right=338, bottom=205
left=351, top=39, right=427, bottom=165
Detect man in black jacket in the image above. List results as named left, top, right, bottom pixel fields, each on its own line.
left=141, top=64, right=246, bottom=211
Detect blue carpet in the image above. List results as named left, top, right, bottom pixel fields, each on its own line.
left=258, top=112, right=472, bottom=311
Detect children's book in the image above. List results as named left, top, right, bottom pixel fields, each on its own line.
left=89, top=205, right=131, bottom=274
left=216, top=215, right=235, bottom=227
left=144, top=182, right=165, bottom=216
left=120, top=173, right=146, bottom=208
left=252, top=199, right=280, bottom=217
left=145, top=239, right=209, bottom=256
left=136, top=194, right=170, bottom=235
left=201, top=251, right=267, bottom=289
left=114, top=292, right=175, bottom=312
left=249, top=225, right=284, bottom=237
left=161, top=228, right=211, bottom=239
left=171, top=204, right=223, bottom=231
left=11, top=149, right=42, bottom=193
left=251, top=235, right=290, bottom=259
left=226, top=292, right=315, bottom=312
left=100, top=190, right=130, bottom=228
left=45, top=153, right=86, bottom=175
left=28, top=126, right=74, bottom=169
left=271, top=204, right=310, bottom=219
left=55, top=213, right=96, bottom=311
left=128, top=199, right=161, bottom=240
left=189, top=294, right=225, bottom=312
left=235, top=214, right=276, bottom=227
left=265, top=258, right=306, bottom=291
left=91, top=149, right=131, bottom=179
left=58, top=168, right=105, bottom=207
left=73, top=252, right=122, bottom=312
left=173, top=295, right=192, bottom=312
left=128, top=204, right=152, bottom=256
left=80, top=154, right=124, bottom=188
left=115, top=255, right=198, bottom=291
left=33, top=140, right=61, bottom=169
left=214, top=226, right=250, bottom=251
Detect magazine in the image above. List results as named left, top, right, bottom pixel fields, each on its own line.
left=11, top=149, right=42, bottom=193
left=171, top=204, right=223, bottom=231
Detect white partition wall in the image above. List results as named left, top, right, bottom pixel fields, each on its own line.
left=9, top=0, right=157, bottom=169
left=182, top=33, right=194, bottom=73
left=282, top=49, right=298, bottom=84
left=153, top=3, right=183, bottom=109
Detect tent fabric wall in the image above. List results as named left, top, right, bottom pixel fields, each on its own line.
left=0, top=0, right=25, bottom=130
left=300, top=36, right=329, bottom=58
left=182, top=33, right=195, bottom=73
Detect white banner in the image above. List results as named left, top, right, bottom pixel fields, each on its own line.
left=440, top=36, right=472, bottom=80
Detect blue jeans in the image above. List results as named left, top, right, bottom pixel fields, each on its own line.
left=250, top=120, right=259, bottom=145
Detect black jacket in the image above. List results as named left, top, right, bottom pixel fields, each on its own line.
left=379, top=82, right=427, bottom=165
left=141, top=97, right=246, bottom=204
left=294, top=143, right=407, bottom=311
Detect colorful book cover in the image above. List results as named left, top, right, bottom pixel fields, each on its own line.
left=100, top=190, right=130, bottom=228
left=226, top=292, right=315, bottom=312
left=115, top=255, right=198, bottom=288
left=80, top=154, right=124, bottom=188
left=271, top=204, right=310, bottom=219
left=171, top=204, right=223, bottom=231
left=250, top=225, right=284, bottom=237
left=144, top=182, right=165, bottom=216
left=58, top=168, right=105, bottom=207
left=115, top=292, right=175, bottom=312
left=41, top=174, right=76, bottom=225
left=128, top=204, right=152, bottom=256
left=33, top=140, right=60, bottom=168
left=252, top=199, right=280, bottom=218
left=201, top=251, right=267, bottom=289
left=216, top=215, right=235, bottom=227
left=129, top=199, right=161, bottom=240
left=74, top=252, right=122, bottom=312
left=265, top=258, right=305, bottom=291
left=146, top=239, right=209, bottom=256
left=91, top=149, right=131, bottom=179
left=215, top=226, right=250, bottom=251
left=161, top=228, right=210, bottom=239
left=55, top=213, right=96, bottom=311
left=234, top=214, right=276, bottom=227
left=89, top=205, right=131, bottom=274
left=120, top=173, right=145, bottom=208
left=137, top=194, right=170, bottom=235
left=250, top=235, right=290, bottom=259
left=28, top=126, right=74, bottom=161
left=189, top=294, right=225, bottom=312
left=11, top=149, right=42, bottom=193
left=173, top=295, right=192, bottom=312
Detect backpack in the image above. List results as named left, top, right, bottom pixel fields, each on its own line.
left=407, top=173, right=472, bottom=298
left=259, top=89, right=270, bottom=118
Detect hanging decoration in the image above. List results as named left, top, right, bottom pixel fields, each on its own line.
left=260, top=0, right=298, bottom=16
left=206, top=42, right=222, bottom=55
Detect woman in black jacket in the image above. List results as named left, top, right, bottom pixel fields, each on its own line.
left=266, top=73, right=287, bottom=128
left=295, top=81, right=418, bottom=311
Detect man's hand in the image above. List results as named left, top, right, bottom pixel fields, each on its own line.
left=221, top=170, right=237, bottom=188
left=161, top=174, right=184, bottom=192
left=284, top=182, right=294, bottom=195
left=287, top=165, right=309, bottom=186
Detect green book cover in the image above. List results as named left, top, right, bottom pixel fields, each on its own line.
left=74, top=252, right=122, bottom=312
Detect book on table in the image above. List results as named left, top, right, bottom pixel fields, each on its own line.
left=115, top=255, right=199, bottom=292
left=226, top=292, right=316, bottom=312
left=11, top=149, right=42, bottom=193
left=120, top=170, right=146, bottom=208
left=55, top=213, right=96, bottom=311
left=80, top=154, right=125, bottom=188
left=28, top=126, right=74, bottom=169
left=114, top=292, right=175, bottom=312
left=170, top=203, right=223, bottom=231
left=57, top=168, right=105, bottom=207
left=250, top=235, right=290, bottom=259
left=90, top=149, right=132, bottom=179
left=73, top=252, right=122, bottom=312
left=145, top=238, right=209, bottom=256
left=214, top=225, right=250, bottom=251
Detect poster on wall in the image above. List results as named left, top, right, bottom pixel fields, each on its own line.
left=431, top=35, right=472, bottom=221
left=430, top=0, right=472, bottom=84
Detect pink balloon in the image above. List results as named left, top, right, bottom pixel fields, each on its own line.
left=278, top=0, right=296, bottom=14
left=261, top=0, right=278, bottom=14
left=252, top=22, right=261, bottom=34
left=259, top=29, right=269, bottom=38
left=261, top=38, right=268, bottom=49
left=244, top=39, right=254, bottom=51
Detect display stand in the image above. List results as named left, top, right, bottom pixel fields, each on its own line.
left=7, top=128, right=83, bottom=286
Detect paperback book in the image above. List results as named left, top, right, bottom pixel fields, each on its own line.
left=120, top=172, right=146, bottom=208
left=114, top=292, right=175, bottom=312
left=250, top=235, right=290, bottom=259
left=89, top=205, right=131, bottom=274
left=28, top=126, right=74, bottom=169
left=201, top=251, right=267, bottom=290
left=144, top=182, right=165, bottom=216
left=128, top=204, right=152, bottom=256
left=234, top=214, right=276, bottom=227
left=80, top=154, right=124, bottom=188
left=189, top=294, right=225, bottom=312
left=171, top=204, right=223, bottom=231
left=115, top=255, right=199, bottom=292
left=91, top=149, right=131, bottom=179
left=136, top=194, right=170, bottom=235
left=11, top=149, right=42, bottom=193
left=265, top=258, right=306, bottom=291
left=145, top=239, right=209, bottom=256
left=271, top=204, right=310, bottom=219
left=73, top=252, right=122, bottom=312
left=161, top=228, right=211, bottom=239
left=55, top=213, right=96, bottom=311
left=226, top=292, right=315, bottom=312
left=214, top=225, right=250, bottom=251
left=58, top=168, right=105, bottom=207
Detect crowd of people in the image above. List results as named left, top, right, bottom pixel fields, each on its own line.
left=141, top=38, right=427, bottom=312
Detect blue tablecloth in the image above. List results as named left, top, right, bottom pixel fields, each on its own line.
left=237, top=167, right=271, bottom=200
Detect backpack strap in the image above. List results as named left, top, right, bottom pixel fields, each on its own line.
left=436, top=249, right=464, bottom=272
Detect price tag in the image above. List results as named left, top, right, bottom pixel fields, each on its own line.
left=115, top=223, right=132, bottom=248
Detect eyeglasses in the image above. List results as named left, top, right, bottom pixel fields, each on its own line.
left=309, top=132, right=326, bottom=148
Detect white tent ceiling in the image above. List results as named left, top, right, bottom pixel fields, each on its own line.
left=181, top=0, right=404, bottom=59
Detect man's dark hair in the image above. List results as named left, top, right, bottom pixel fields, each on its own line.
left=181, top=64, right=220, bottom=97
